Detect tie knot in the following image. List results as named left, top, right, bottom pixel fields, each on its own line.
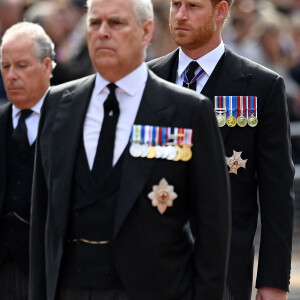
left=104, top=83, right=119, bottom=115
left=19, top=109, right=33, bottom=121
left=107, top=83, right=117, bottom=93
left=187, top=61, right=199, bottom=75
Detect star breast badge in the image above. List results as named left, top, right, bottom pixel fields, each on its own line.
left=225, top=150, right=248, bottom=175
left=148, top=178, right=178, bottom=214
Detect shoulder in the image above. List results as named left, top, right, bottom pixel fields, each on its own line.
left=48, top=74, right=96, bottom=96
left=224, top=47, right=281, bottom=80
left=147, top=49, right=179, bottom=71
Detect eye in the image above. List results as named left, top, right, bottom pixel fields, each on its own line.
left=89, top=20, right=101, bottom=29
left=1, top=64, right=9, bottom=70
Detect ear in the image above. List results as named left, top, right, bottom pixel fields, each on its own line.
left=43, top=57, right=53, bottom=77
left=141, top=19, right=154, bottom=48
left=215, top=0, right=229, bottom=23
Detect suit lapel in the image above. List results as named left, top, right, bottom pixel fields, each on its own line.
left=51, top=75, right=96, bottom=236
left=113, top=71, right=176, bottom=238
left=0, top=103, right=11, bottom=212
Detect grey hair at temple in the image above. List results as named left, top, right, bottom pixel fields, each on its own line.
left=0, top=21, right=56, bottom=71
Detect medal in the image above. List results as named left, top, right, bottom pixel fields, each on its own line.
left=214, top=96, right=227, bottom=127
left=181, top=145, right=192, bottom=161
left=247, top=96, right=258, bottom=127
left=236, top=96, right=247, bottom=127
left=225, top=150, right=248, bottom=175
left=180, top=129, right=193, bottom=161
left=226, top=96, right=237, bottom=127
left=226, top=115, right=237, bottom=127
left=148, top=178, right=178, bottom=214
left=129, top=143, right=143, bottom=157
left=147, top=126, right=157, bottom=158
left=166, top=145, right=177, bottom=160
left=129, top=125, right=142, bottom=157
left=183, top=66, right=205, bottom=89
left=216, top=113, right=226, bottom=127
left=147, top=145, right=156, bottom=158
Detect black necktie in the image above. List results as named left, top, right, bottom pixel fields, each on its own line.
left=182, top=61, right=199, bottom=91
left=92, top=83, right=120, bottom=181
left=11, top=109, right=33, bottom=153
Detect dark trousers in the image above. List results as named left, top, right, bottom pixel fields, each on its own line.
left=57, top=287, right=128, bottom=300
left=0, top=259, right=28, bottom=300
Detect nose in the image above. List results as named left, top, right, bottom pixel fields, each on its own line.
left=98, top=22, right=110, bottom=39
left=176, top=5, right=188, bottom=21
left=4, top=67, right=18, bottom=81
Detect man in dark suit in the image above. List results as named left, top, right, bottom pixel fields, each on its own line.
left=29, top=0, right=231, bottom=299
left=148, top=1, right=295, bottom=299
left=0, top=22, right=54, bottom=299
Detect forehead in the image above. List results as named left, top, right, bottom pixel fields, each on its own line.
left=88, top=0, right=135, bottom=18
left=1, top=34, right=36, bottom=61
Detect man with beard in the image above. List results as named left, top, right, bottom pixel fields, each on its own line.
left=148, top=1, right=295, bottom=300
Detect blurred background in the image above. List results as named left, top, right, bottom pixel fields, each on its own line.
left=1, top=0, right=300, bottom=297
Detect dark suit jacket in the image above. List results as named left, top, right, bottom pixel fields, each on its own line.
left=0, top=103, right=30, bottom=272
left=0, top=103, right=11, bottom=265
left=148, top=48, right=295, bottom=299
left=29, top=70, right=231, bottom=300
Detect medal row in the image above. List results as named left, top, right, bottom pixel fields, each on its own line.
left=214, top=96, right=258, bottom=128
left=129, top=125, right=193, bottom=161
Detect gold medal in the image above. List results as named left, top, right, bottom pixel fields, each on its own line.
left=237, top=115, right=247, bottom=127
left=173, top=145, right=183, bottom=161
left=248, top=115, right=258, bottom=127
left=226, top=115, right=236, bottom=127
left=181, top=145, right=192, bottom=161
left=147, top=145, right=156, bottom=159
left=216, top=113, right=226, bottom=127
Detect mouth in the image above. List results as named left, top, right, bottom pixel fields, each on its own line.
left=175, top=27, right=190, bottom=32
left=7, top=87, right=23, bottom=93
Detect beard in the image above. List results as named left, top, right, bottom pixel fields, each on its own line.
left=169, top=17, right=216, bottom=50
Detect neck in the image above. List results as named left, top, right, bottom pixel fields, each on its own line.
left=181, top=36, right=222, bottom=60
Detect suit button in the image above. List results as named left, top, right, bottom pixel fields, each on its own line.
left=74, top=212, right=80, bottom=217
left=16, top=180, right=21, bottom=185
left=76, top=268, right=81, bottom=274
left=12, top=195, right=18, bottom=200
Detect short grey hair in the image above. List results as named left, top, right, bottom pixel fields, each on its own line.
left=0, top=21, right=56, bottom=70
left=86, top=0, right=154, bottom=25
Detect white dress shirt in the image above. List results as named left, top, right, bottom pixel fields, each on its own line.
left=176, top=42, right=225, bottom=93
left=12, top=94, right=47, bottom=146
left=83, top=62, right=148, bottom=170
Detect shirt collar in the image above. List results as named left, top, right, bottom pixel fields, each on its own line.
left=12, top=89, right=49, bottom=118
left=95, top=62, right=148, bottom=96
left=178, top=42, right=225, bottom=79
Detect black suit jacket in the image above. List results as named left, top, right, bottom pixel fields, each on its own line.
left=29, top=70, right=231, bottom=300
left=0, top=103, right=11, bottom=265
left=148, top=48, right=295, bottom=299
left=0, top=103, right=30, bottom=272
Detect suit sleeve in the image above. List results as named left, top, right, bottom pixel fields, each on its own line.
left=188, top=97, right=231, bottom=298
left=29, top=102, right=48, bottom=300
left=255, top=76, right=295, bottom=291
